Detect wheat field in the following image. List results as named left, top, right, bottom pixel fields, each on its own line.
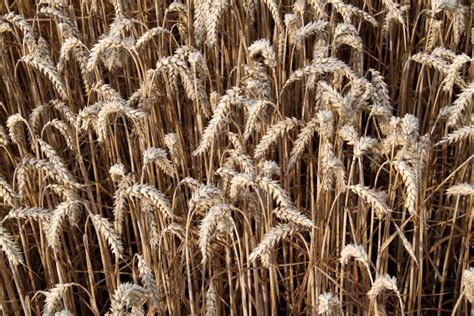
left=0, top=0, right=472, bottom=315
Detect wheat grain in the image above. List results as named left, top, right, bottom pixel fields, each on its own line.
left=340, top=243, right=369, bottom=267
left=367, top=274, right=404, bottom=313
left=42, top=119, right=76, bottom=152
left=243, top=100, right=274, bottom=141
left=193, top=0, right=211, bottom=44
left=256, top=176, right=293, bottom=209
left=328, top=0, right=378, bottom=26
left=206, top=0, right=228, bottom=47
left=20, top=54, right=67, bottom=100
left=96, top=101, right=147, bottom=143
left=284, top=57, right=356, bottom=89
left=164, top=133, right=183, bottom=165
left=193, top=88, right=246, bottom=156
left=441, top=53, right=470, bottom=92
left=258, top=160, right=281, bottom=178
left=135, top=26, right=171, bottom=49
left=289, top=116, right=319, bottom=168
left=293, top=21, right=328, bottom=48
left=7, top=113, right=30, bottom=146
left=333, top=23, right=363, bottom=51
left=161, top=223, right=186, bottom=241
left=225, top=149, right=255, bottom=175
left=229, top=173, right=254, bottom=200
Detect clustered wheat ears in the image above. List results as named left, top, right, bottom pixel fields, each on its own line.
left=0, top=1, right=472, bottom=315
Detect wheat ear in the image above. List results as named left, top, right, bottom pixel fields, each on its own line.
left=392, top=161, right=418, bottom=216
left=461, top=267, right=474, bottom=303
left=109, top=283, right=148, bottom=315
left=198, top=203, right=234, bottom=263
left=127, top=183, right=174, bottom=219
left=136, top=255, right=160, bottom=308
left=254, top=117, right=299, bottom=160
left=142, top=147, right=175, bottom=176
left=0, top=224, right=24, bottom=266
left=0, top=176, right=18, bottom=207
left=40, top=283, right=74, bottom=316
left=348, top=184, right=391, bottom=219
left=248, top=39, right=277, bottom=68
left=446, top=183, right=474, bottom=197
left=367, top=274, right=405, bottom=315
left=318, top=292, right=343, bottom=315
left=90, top=214, right=124, bottom=259
left=20, top=54, right=67, bottom=100
left=272, top=207, right=313, bottom=229
left=249, top=223, right=298, bottom=268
